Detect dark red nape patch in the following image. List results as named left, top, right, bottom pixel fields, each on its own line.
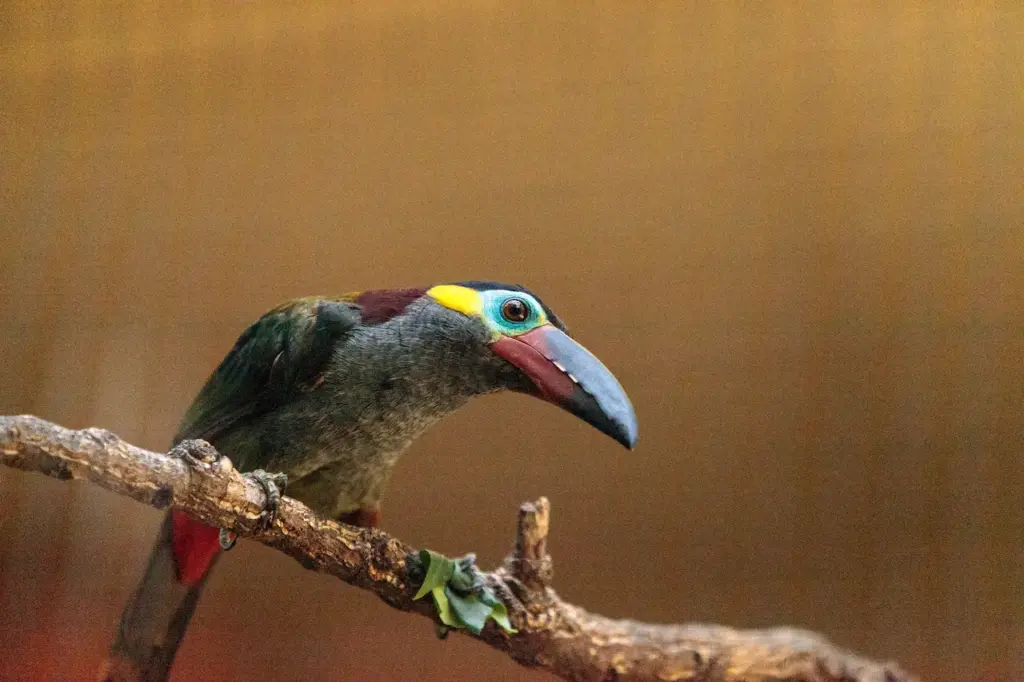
left=170, top=510, right=222, bottom=586
left=355, top=288, right=427, bottom=325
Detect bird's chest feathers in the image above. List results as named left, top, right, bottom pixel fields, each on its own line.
left=270, top=342, right=482, bottom=477
left=267, top=375, right=470, bottom=515
left=243, top=311, right=492, bottom=513
left=273, top=384, right=458, bottom=481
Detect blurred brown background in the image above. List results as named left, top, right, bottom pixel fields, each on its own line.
left=2, top=3, right=1022, bottom=681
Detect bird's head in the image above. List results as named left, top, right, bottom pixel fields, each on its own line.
left=410, top=281, right=638, bottom=449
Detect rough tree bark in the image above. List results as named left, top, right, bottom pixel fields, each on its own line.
left=0, top=415, right=915, bottom=682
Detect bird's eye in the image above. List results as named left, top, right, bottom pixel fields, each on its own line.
left=501, top=297, right=530, bottom=323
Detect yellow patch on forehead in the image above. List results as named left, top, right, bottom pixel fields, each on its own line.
left=427, top=285, right=483, bottom=317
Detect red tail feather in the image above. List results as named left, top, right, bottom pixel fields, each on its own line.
left=170, top=511, right=221, bottom=586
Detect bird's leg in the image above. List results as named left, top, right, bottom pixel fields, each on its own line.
left=247, top=469, right=288, bottom=526
left=167, top=440, right=240, bottom=549
left=337, top=503, right=381, bottom=528
left=219, top=469, right=288, bottom=551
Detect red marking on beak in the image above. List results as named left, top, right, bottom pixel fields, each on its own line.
left=489, top=327, right=575, bottom=403
left=491, top=324, right=639, bottom=449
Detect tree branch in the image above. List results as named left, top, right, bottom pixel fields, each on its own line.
left=0, top=415, right=914, bottom=682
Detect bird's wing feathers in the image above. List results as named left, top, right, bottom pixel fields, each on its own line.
left=175, top=297, right=362, bottom=444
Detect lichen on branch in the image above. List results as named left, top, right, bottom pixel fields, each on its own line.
left=0, top=415, right=914, bottom=682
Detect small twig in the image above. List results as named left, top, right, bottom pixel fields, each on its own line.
left=0, top=415, right=915, bottom=682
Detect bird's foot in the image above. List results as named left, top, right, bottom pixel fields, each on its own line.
left=169, top=439, right=221, bottom=467
left=247, top=469, right=288, bottom=527
left=219, top=469, right=288, bottom=551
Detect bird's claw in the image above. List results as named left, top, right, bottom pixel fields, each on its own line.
left=247, top=469, right=288, bottom=529
left=170, top=439, right=220, bottom=467
left=219, top=527, right=238, bottom=550
left=218, top=469, right=287, bottom=552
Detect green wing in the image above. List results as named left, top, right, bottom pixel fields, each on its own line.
left=175, top=297, right=362, bottom=444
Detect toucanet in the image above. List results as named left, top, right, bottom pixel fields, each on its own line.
left=101, top=281, right=638, bottom=680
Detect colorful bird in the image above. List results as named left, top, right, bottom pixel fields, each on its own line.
left=101, top=281, right=638, bottom=681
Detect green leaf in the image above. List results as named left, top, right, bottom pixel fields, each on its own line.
left=411, top=549, right=517, bottom=635
left=477, top=589, right=500, bottom=608
left=488, top=600, right=516, bottom=633
left=432, top=586, right=458, bottom=627
left=414, top=549, right=456, bottom=600
left=476, top=587, right=517, bottom=633
left=445, top=587, right=495, bottom=635
left=448, top=566, right=476, bottom=593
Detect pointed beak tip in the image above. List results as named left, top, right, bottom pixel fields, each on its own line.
left=568, top=385, right=639, bottom=451
left=615, top=417, right=639, bottom=450
left=491, top=325, right=639, bottom=450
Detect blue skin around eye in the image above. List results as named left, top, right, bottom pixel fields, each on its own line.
left=480, top=290, right=543, bottom=336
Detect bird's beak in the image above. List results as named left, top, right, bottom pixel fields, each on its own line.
left=490, top=325, right=638, bottom=449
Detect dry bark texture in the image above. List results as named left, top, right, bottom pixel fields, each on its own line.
left=0, top=415, right=915, bottom=682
